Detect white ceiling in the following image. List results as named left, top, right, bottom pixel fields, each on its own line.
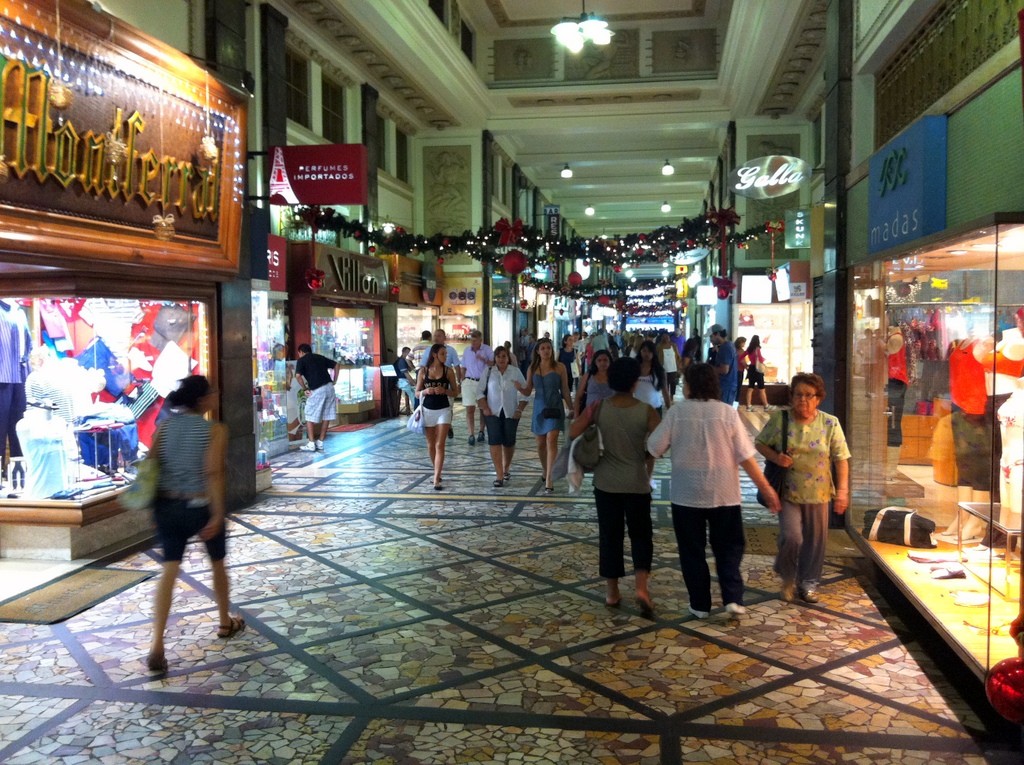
left=287, top=0, right=825, bottom=238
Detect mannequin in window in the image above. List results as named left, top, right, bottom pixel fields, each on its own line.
left=997, top=378, right=1024, bottom=529
left=885, top=325, right=908, bottom=481
left=0, top=299, right=31, bottom=482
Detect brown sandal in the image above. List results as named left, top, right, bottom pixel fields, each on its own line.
left=146, top=652, right=168, bottom=673
left=216, top=615, right=245, bottom=639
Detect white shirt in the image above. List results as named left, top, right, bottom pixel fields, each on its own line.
left=443, top=343, right=460, bottom=367
left=460, top=343, right=493, bottom=378
left=647, top=398, right=757, bottom=507
left=477, top=365, right=526, bottom=417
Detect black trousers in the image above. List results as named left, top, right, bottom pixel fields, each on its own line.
left=0, top=382, right=25, bottom=460
left=594, top=487, right=653, bottom=579
left=671, top=503, right=745, bottom=611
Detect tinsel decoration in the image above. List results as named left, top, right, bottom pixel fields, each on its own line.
left=152, top=214, right=175, bottom=241
left=199, top=135, right=219, bottom=165
left=48, top=81, right=73, bottom=109
left=765, top=220, right=785, bottom=280
left=105, top=131, right=127, bottom=179
left=0, top=154, right=9, bottom=184
left=305, top=268, right=326, bottom=290
left=48, top=1, right=72, bottom=110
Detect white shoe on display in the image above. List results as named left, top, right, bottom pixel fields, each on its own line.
left=300, top=441, right=316, bottom=452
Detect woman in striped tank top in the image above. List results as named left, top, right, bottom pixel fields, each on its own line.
left=147, top=375, right=243, bottom=674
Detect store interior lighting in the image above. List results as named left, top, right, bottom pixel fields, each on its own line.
left=560, top=164, right=573, bottom=179
left=551, top=4, right=613, bottom=53
left=661, top=201, right=671, bottom=213
left=585, top=204, right=595, bottom=216
left=662, top=159, right=675, bottom=176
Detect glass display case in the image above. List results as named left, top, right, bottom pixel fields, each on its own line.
left=311, top=305, right=376, bottom=365
left=252, top=291, right=290, bottom=462
left=848, top=214, right=1024, bottom=678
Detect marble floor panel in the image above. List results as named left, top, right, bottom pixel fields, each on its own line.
left=0, top=409, right=1018, bottom=763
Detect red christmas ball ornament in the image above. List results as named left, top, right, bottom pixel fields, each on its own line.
left=986, top=657, right=1024, bottom=723
left=369, top=246, right=376, bottom=254
left=567, top=271, right=583, bottom=287
left=502, top=249, right=528, bottom=276
left=437, top=256, right=445, bottom=265
left=442, top=238, right=450, bottom=247
left=519, top=299, right=529, bottom=310
left=597, top=295, right=611, bottom=306
left=390, top=284, right=400, bottom=295
left=717, top=287, right=729, bottom=299
left=613, top=265, right=622, bottom=273
left=304, top=268, right=326, bottom=291
left=638, top=234, right=647, bottom=243
left=768, top=269, right=778, bottom=281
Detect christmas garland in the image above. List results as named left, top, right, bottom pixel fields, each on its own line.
left=291, top=206, right=766, bottom=270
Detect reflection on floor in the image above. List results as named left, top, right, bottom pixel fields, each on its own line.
left=0, top=407, right=1019, bottom=763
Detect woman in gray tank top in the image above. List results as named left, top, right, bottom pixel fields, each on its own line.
left=569, top=357, right=660, bottom=618
left=146, top=375, right=243, bottom=674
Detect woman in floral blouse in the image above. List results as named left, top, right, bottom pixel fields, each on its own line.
left=755, top=373, right=851, bottom=604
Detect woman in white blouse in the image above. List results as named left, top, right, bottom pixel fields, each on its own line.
left=477, top=345, right=527, bottom=487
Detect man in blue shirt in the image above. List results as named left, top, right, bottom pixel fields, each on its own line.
left=710, top=324, right=738, bottom=405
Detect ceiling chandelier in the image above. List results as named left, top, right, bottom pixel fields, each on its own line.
left=551, top=3, right=613, bottom=53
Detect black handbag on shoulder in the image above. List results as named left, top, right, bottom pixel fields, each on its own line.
left=757, top=410, right=788, bottom=508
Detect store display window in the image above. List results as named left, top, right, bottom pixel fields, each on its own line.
left=397, top=306, right=436, bottom=352
left=310, top=305, right=377, bottom=406
left=733, top=302, right=813, bottom=384
left=1, top=296, right=208, bottom=503
left=252, top=292, right=294, bottom=460
left=848, top=216, right=1024, bottom=676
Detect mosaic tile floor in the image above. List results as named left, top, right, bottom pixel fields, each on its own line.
left=0, top=407, right=1020, bottom=763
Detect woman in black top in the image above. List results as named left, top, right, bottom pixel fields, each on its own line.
left=415, top=343, right=460, bottom=490
left=557, top=335, right=579, bottom=392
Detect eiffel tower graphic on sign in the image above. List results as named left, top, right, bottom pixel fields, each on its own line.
left=268, top=146, right=299, bottom=205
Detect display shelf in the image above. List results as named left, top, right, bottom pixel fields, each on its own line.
left=957, top=502, right=1020, bottom=600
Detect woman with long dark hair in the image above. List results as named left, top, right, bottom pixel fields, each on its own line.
left=516, top=338, right=573, bottom=493
left=415, top=343, right=460, bottom=490
left=147, top=375, right=242, bottom=674
left=635, top=340, right=672, bottom=414
left=742, top=334, right=771, bottom=411
left=574, top=349, right=614, bottom=417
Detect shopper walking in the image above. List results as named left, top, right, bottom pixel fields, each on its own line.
left=574, top=349, right=614, bottom=416
left=709, top=324, right=739, bottom=405
left=394, top=346, right=415, bottom=415
left=570, top=357, right=660, bottom=617
left=459, top=330, right=493, bottom=445
left=476, top=346, right=527, bottom=486
left=415, top=343, right=460, bottom=490
left=755, top=373, right=851, bottom=603
left=516, top=337, right=573, bottom=494
left=147, top=375, right=243, bottom=674
left=657, top=332, right=682, bottom=399
left=635, top=340, right=672, bottom=414
left=433, top=329, right=461, bottom=441
left=295, top=343, right=337, bottom=452
left=647, top=363, right=780, bottom=619
left=742, top=334, right=772, bottom=411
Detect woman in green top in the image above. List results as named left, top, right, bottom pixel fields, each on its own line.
left=570, top=357, right=660, bottom=617
left=755, top=373, right=851, bottom=604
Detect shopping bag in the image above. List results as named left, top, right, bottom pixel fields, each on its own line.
left=120, top=458, right=159, bottom=511
left=406, top=406, right=425, bottom=435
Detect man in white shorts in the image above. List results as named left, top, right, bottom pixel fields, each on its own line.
left=295, top=343, right=337, bottom=452
left=459, top=329, right=493, bottom=445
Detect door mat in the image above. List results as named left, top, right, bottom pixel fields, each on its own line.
left=329, top=422, right=374, bottom=433
left=745, top=526, right=863, bottom=558
left=0, top=567, right=153, bottom=624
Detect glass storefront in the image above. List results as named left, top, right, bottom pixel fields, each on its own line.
left=1, top=296, right=208, bottom=502
left=397, top=305, right=436, bottom=352
left=310, top=304, right=378, bottom=410
left=252, top=291, right=292, bottom=461
left=848, top=216, right=1024, bottom=677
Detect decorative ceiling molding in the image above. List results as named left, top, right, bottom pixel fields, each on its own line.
left=285, top=32, right=356, bottom=89
left=508, top=90, right=701, bottom=108
left=377, top=103, right=418, bottom=137
left=286, top=0, right=459, bottom=130
left=755, top=1, right=826, bottom=117
left=482, top=0, right=707, bottom=27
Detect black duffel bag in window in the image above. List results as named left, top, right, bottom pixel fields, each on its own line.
left=862, top=506, right=936, bottom=548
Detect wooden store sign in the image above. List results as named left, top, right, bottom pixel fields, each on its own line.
left=0, top=3, right=245, bottom=276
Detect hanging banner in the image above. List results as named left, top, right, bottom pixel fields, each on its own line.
left=544, top=205, right=561, bottom=238
left=267, top=234, right=287, bottom=292
left=268, top=144, right=368, bottom=205
left=785, top=209, right=811, bottom=249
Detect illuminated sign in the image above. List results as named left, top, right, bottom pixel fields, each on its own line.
left=269, top=144, right=368, bottom=206
left=785, top=209, right=810, bottom=249
left=728, top=156, right=809, bottom=199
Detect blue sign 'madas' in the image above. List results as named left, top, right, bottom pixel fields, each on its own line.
left=867, top=116, right=947, bottom=254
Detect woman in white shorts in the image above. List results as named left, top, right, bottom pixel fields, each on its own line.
left=415, top=343, right=460, bottom=490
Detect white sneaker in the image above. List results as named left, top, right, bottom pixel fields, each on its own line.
left=687, top=606, right=710, bottom=619
left=746, top=406, right=754, bottom=412
left=725, top=602, right=747, bottom=617
left=315, top=439, right=325, bottom=451
left=300, top=441, right=316, bottom=452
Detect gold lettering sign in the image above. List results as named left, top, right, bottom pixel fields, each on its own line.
left=0, top=54, right=219, bottom=225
